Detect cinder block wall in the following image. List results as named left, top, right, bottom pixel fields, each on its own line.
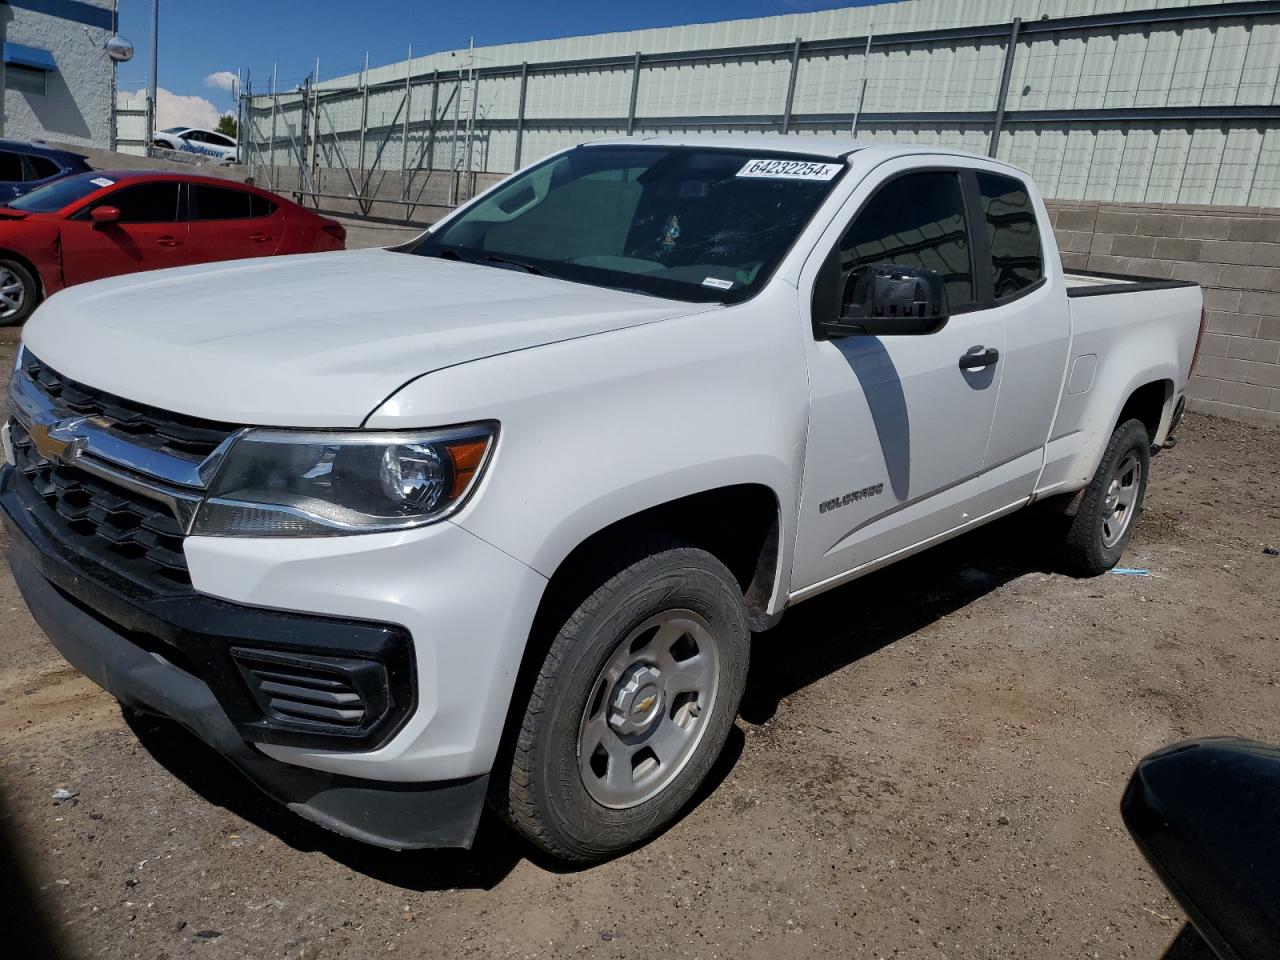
left=1048, top=201, right=1280, bottom=427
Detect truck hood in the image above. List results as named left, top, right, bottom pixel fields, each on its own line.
left=22, top=248, right=713, bottom=427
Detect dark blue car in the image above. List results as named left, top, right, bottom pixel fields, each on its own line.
left=0, top=139, right=92, bottom=203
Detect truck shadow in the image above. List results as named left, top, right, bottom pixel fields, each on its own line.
left=1161, top=924, right=1216, bottom=959
left=0, top=781, right=73, bottom=959
left=124, top=708, right=533, bottom=890
left=742, top=509, right=1057, bottom=725
left=125, top=707, right=743, bottom=889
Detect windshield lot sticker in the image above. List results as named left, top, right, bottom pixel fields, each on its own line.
left=737, top=159, right=841, bottom=181
left=702, top=277, right=734, bottom=290
left=89, top=177, right=115, bottom=188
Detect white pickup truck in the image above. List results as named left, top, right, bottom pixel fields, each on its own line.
left=3, top=136, right=1204, bottom=862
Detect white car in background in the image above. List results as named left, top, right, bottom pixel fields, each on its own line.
left=152, top=126, right=239, bottom=163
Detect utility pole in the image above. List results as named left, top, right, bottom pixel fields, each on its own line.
left=145, top=0, right=159, bottom=149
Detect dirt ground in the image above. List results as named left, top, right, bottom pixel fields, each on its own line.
left=0, top=324, right=1276, bottom=960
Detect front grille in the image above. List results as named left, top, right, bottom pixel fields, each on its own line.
left=9, top=421, right=192, bottom=590
left=22, top=353, right=235, bottom=461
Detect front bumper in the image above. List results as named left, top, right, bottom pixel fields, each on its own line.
left=1, top=467, right=501, bottom=849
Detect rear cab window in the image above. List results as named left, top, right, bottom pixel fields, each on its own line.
left=975, top=171, right=1044, bottom=301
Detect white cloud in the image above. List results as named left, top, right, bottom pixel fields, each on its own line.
left=154, top=87, right=224, bottom=130
left=204, top=70, right=238, bottom=94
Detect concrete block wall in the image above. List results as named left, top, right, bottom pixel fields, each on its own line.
left=1048, top=201, right=1280, bottom=427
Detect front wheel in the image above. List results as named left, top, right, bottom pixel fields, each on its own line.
left=501, top=542, right=749, bottom=862
left=1062, top=418, right=1152, bottom=575
left=0, top=259, right=39, bottom=326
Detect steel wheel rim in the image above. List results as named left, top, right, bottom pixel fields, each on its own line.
left=0, top=268, right=25, bottom=319
left=1101, top=451, right=1142, bottom=549
left=577, top=609, right=722, bottom=809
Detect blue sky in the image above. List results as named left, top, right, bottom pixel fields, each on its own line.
left=115, top=0, right=883, bottom=124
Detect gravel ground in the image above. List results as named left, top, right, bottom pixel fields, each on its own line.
left=1, top=324, right=1276, bottom=959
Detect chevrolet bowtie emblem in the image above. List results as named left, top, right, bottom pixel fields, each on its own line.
left=27, top=417, right=90, bottom=464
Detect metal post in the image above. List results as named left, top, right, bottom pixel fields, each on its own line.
left=464, top=51, right=480, bottom=200
left=310, top=58, right=320, bottom=191
left=514, top=61, right=528, bottom=168
left=268, top=63, right=278, bottom=188
left=448, top=68, right=462, bottom=206
left=428, top=70, right=439, bottom=172
left=626, top=51, right=641, bottom=135
left=298, top=75, right=309, bottom=197
left=235, top=68, right=243, bottom=162
left=357, top=52, right=370, bottom=202
left=989, top=17, right=1022, bottom=158
left=401, top=44, right=413, bottom=199
left=145, top=0, right=158, bottom=149
left=109, top=0, right=119, bottom=151
left=781, top=37, right=802, bottom=134
left=850, top=26, right=874, bottom=137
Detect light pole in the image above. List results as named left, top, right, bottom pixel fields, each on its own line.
left=145, top=0, right=159, bottom=150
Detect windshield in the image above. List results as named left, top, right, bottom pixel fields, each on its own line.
left=7, top=172, right=110, bottom=213
left=161, top=126, right=189, bottom=134
left=409, top=145, right=846, bottom=303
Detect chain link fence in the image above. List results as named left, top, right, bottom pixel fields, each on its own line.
left=239, top=2, right=1280, bottom=221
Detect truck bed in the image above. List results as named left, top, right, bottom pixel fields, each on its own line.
left=1063, top=270, right=1199, bottom=298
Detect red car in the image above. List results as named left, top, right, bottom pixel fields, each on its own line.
left=0, top=171, right=346, bottom=325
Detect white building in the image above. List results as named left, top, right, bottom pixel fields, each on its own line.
left=1, top=0, right=117, bottom=148
left=249, top=0, right=1280, bottom=206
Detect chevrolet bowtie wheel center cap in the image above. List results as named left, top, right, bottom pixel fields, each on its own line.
left=609, top=664, right=664, bottom=736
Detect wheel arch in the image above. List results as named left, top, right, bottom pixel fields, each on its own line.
left=1116, top=377, right=1175, bottom=445
left=533, top=483, right=785, bottom=638
left=0, top=248, right=47, bottom=300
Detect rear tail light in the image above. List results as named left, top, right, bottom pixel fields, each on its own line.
left=322, top=223, right=346, bottom=244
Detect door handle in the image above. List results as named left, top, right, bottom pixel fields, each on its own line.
left=249, top=233, right=273, bottom=242
left=156, top=236, right=182, bottom=247
left=959, top=346, right=1000, bottom=371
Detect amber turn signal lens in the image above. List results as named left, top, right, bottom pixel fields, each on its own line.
left=445, top=439, right=490, bottom=499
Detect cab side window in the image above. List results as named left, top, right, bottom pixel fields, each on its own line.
left=838, top=170, right=975, bottom=312
left=976, top=172, right=1043, bottom=301
left=104, top=183, right=180, bottom=223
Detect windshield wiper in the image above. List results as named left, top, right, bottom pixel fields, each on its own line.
left=484, top=254, right=544, bottom=276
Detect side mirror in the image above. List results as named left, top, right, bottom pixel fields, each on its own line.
left=90, top=205, right=120, bottom=225
left=1123, top=738, right=1280, bottom=960
left=813, top=250, right=949, bottom=340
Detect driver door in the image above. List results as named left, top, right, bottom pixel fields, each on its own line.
left=791, top=164, right=1009, bottom=594
left=59, top=181, right=187, bottom=286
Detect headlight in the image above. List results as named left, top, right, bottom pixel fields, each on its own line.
left=191, top=423, right=497, bottom=537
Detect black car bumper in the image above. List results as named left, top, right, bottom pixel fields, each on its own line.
left=2, top=466, right=487, bottom=850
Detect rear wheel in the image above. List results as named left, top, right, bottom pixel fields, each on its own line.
left=501, top=542, right=749, bottom=862
left=0, top=259, right=39, bottom=326
left=1062, top=418, right=1152, bottom=575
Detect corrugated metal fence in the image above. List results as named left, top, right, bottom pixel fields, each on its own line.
left=240, top=0, right=1280, bottom=214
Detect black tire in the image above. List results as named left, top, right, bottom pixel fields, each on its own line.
left=501, top=541, right=749, bottom=862
left=1063, top=418, right=1152, bottom=576
left=0, top=258, right=39, bottom=327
